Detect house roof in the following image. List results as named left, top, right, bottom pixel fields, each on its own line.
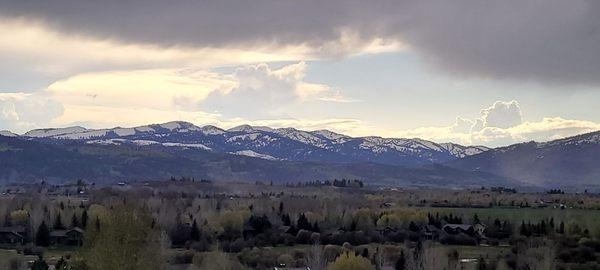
left=50, top=227, right=84, bottom=237
left=0, top=230, right=23, bottom=238
left=69, top=227, right=85, bottom=234
left=278, top=225, right=291, bottom=233
left=443, top=224, right=474, bottom=231
left=0, top=226, right=25, bottom=233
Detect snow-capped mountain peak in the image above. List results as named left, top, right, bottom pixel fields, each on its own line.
left=201, top=125, right=225, bottom=135
left=310, top=130, right=350, bottom=141
left=0, top=130, right=17, bottom=137
left=227, top=125, right=273, bottom=133
left=158, top=121, right=199, bottom=131
left=228, top=125, right=255, bottom=133
left=273, top=127, right=328, bottom=148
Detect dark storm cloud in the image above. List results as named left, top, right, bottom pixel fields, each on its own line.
left=1, top=0, right=599, bottom=85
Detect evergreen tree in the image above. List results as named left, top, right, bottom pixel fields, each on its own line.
left=281, top=214, right=292, bottom=226
left=312, top=221, right=320, bottom=233
left=297, top=213, right=312, bottom=231
left=31, top=255, right=49, bottom=270
left=81, top=209, right=88, bottom=229
left=408, top=221, right=419, bottom=232
left=558, top=222, right=565, bottom=234
left=36, top=221, right=50, bottom=247
left=71, top=213, right=79, bottom=228
left=361, top=248, right=369, bottom=258
left=95, top=217, right=101, bottom=231
left=519, top=221, right=530, bottom=237
left=248, top=214, right=272, bottom=234
left=395, top=251, right=406, bottom=270
left=278, top=202, right=284, bottom=215
left=54, top=213, right=65, bottom=230
left=540, top=220, right=547, bottom=235
left=190, top=219, right=200, bottom=241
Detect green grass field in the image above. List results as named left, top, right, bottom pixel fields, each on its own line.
left=420, top=207, right=600, bottom=230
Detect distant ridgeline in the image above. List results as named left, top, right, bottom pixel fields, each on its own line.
left=285, top=179, right=365, bottom=188
left=1, top=122, right=599, bottom=190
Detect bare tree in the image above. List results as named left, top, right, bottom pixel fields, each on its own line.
left=307, top=243, right=326, bottom=270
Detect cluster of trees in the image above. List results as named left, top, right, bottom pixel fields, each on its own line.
left=517, top=218, right=575, bottom=237
left=426, top=213, right=463, bottom=227
left=489, top=187, right=517, bottom=193
left=3, top=182, right=600, bottom=270
left=168, top=176, right=212, bottom=183
left=484, top=218, right=513, bottom=240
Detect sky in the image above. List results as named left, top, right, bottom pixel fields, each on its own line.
left=0, top=0, right=599, bottom=147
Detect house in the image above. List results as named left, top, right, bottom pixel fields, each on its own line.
left=441, top=224, right=487, bottom=245
left=376, top=226, right=398, bottom=237
left=421, top=225, right=441, bottom=240
left=50, top=227, right=84, bottom=246
left=0, top=226, right=25, bottom=244
left=277, top=225, right=294, bottom=234
left=442, top=224, right=476, bottom=236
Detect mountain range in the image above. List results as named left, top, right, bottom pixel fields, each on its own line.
left=1, top=121, right=598, bottom=190
left=19, top=121, right=489, bottom=166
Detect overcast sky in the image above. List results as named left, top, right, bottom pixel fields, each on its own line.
left=1, top=0, right=599, bottom=147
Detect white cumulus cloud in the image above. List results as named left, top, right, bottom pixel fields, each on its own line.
left=202, top=62, right=352, bottom=118
left=397, top=100, right=600, bottom=147
left=0, top=93, right=64, bottom=133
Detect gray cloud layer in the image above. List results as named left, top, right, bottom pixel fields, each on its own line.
left=1, top=0, right=599, bottom=85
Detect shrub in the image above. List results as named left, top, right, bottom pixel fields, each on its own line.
left=190, top=239, right=211, bottom=252
left=324, top=245, right=343, bottom=262
left=327, top=252, right=375, bottom=270
left=277, top=254, right=294, bottom=267
left=296, top=229, right=313, bottom=244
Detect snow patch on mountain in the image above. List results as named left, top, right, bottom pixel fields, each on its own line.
left=132, top=140, right=160, bottom=146
left=0, top=130, right=17, bottom=137
left=159, top=121, right=183, bottom=130
left=439, top=143, right=489, bottom=158
left=230, top=150, right=279, bottom=160
left=310, top=130, right=350, bottom=142
left=135, top=126, right=155, bottom=133
left=540, top=131, right=600, bottom=147
left=228, top=125, right=254, bottom=133
left=227, top=133, right=261, bottom=142
left=162, top=142, right=211, bottom=150
left=274, top=128, right=328, bottom=148
left=24, top=126, right=88, bottom=138
left=114, top=128, right=136, bottom=136
left=201, top=125, right=225, bottom=135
